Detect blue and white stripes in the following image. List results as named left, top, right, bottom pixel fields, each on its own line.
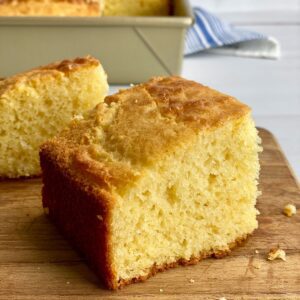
left=185, top=7, right=280, bottom=59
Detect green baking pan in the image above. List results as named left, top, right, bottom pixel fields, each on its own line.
left=0, top=0, right=193, bottom=84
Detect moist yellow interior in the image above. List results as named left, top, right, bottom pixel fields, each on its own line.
left=0, top=66, right=108, bottom=178
left=111, top=114, right=261, bottom=281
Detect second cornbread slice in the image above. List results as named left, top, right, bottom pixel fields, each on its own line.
left=0, top=56, right=108, bottom=178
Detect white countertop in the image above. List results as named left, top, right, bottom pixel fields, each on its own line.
left=111, top=10, right=300, bottom=179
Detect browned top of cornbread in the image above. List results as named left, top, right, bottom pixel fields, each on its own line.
left=0, top=56, right=100, bottom=97
left=41, top=76, right=250, bottom=190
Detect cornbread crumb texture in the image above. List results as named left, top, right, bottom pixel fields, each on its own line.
left=268, top=247, right=286, bottom=261
left=283, top=204, right=297, bottom=217
left=0, top=0, right=102, bottom=16
left=0, top=56, right=108, bottom=178
left=252, top=261, right=261, bottom=269
left=41, top=76, right=261, bottom=289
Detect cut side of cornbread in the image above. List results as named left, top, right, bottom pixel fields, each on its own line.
left=40, top=76, right=261, bottom=289
left=103, top=0, right=170, bottom=16
left=0, top=0, right=102, bottom=16
left=0, top=56, right=108, bottom=178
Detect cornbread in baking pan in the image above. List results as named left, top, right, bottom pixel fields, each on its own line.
left=0, top=0, right=102, bottom=16
left=40, top=76, right=261, bottom=289
left=0, top=56, right=108, bottom=178
left=103, top=0, right=170, bottom=16
left=0, top=0, right=169, bottom=16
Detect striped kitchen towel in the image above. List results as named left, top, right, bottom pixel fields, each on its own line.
left=185, top=7, right=280, bottom=59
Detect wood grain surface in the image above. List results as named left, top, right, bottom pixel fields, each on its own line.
left=0, top=128, right=299, bottom=300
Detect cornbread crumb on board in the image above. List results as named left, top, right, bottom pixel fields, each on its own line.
left=283, top=204, right=297, bottom=217
left=252, top=262, right=261, bottom=269
left=268, top=247, right=287, bottom=261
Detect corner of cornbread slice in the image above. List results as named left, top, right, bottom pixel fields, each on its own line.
left=40, top=76, right=261, bottom=289
left=0, top=56, right=108, bottom=178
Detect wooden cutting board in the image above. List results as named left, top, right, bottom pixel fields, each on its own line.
left=0, top=128, right=299, bottom=300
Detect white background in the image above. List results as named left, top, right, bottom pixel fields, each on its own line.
left=190, top=0, right=300, bottom=12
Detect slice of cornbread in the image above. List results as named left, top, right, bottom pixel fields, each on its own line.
left=103, top=0, right=170, bottom=16
left=0, top=56, right=108, bottom=178
left=40, top=76, right=261, bottom=289
left=0, top=0, right=102, bottom=16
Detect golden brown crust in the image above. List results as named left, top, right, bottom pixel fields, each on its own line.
left=117, top=234, right=249, bottom=289
left=0, top=0, right=101, bottom=16
left=0, top=55, right=100, bottom=97
left=39, top=56, right=100, bottom=73
left=40, top=148, right=117, bottom=289
left=42, top=76, right=250, bottom=192
left=106, top=76, right=250, bottom=126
